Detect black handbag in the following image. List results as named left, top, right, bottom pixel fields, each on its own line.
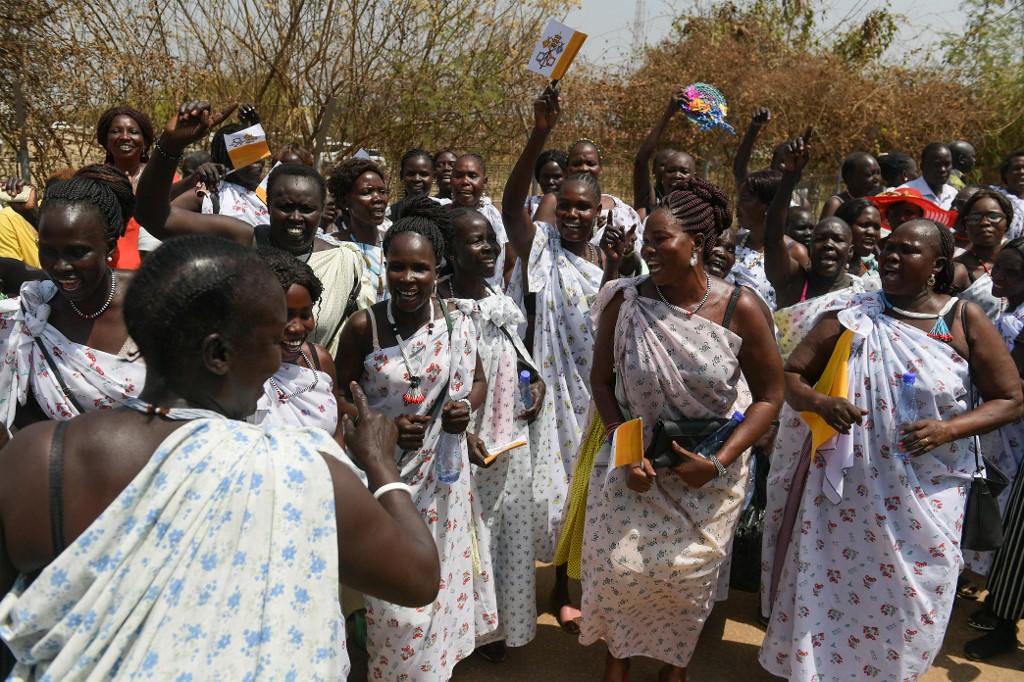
left=730, top=448, right=768, bottom=592
left=645, top=417, right=727, bottom=469
left=960, top=302, right=1011, bottom=552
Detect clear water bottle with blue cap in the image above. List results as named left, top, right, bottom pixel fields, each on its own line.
left=894, top=372, right=918, bottom=461
left=519, top=370, right=533, bottom=410
left=694, top=411, right=746, bottom=458
left=436, top=430, right=462, bottom=483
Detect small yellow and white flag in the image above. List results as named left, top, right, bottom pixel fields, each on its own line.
left=254, top=161, right=281, bottom=205
left=527, top=19, right=587, bottom=80
left=225, top=123, right=271, bottom=170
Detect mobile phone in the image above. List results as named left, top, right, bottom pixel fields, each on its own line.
left=0, top=186, right=32, bottom=204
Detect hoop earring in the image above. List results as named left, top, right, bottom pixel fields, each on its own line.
left=927, top=274, right=936, bottom=287
left=689, top=252, right=699, bottom=267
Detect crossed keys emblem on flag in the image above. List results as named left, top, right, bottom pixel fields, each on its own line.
left=534, top=33, right=565, bottom=69
left=228, top=133, right=259, bottom=148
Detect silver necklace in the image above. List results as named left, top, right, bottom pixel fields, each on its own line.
left=654, top=275, right=712, bottom=317
left=268, top=347, right=320, bottom=403
left=68, top=270, right=117, bottom=319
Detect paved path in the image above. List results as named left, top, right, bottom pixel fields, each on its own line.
left=348, top=564, right=1024, bottom=680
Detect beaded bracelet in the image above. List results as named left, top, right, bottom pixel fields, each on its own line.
left=373, top=481, right=414, bottom=500
left=456, top=397, right=473, bottom=412
left=154, top=138, right=182, bottom=162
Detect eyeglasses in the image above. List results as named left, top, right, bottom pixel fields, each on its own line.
left=965, top=211, right=1007, bottom=225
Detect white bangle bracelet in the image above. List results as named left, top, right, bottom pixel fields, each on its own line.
left=373, top=482, right=414, bottom=500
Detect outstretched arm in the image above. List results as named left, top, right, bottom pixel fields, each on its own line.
left=765, top=127, right=813, bottom=303
left=633, top=87, right=686, bottom=219
left=733, top=107, right=771, bottom=190
left=135, top=100, right=253, bottom=244
left=502, top=86, right=561, bottom=272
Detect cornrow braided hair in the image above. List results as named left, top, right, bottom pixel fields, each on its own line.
left=569, top=138, right=603, bottom=161
left=741, top=169, right=782, bottom=206
left=124, top=235, right=275, bottom=375
left=383, top=195, right=448, bottom=265
left=561, top=172, right=602, bottom=202
left=457, top=153, right=486, bottom=174
left=42, top=165, right=136, bottom=241
left=257, top=245, right=324, bottom=303
left=210, top=123, right=246, bottom=169
left=535, top=149, right=568, bottom=182
left=96, top=105, right=154, bottom=163
left=659, top=177, right=733, bottom=259
left=400, top=149, right=434, bottom=173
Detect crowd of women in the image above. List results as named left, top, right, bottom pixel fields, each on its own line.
left=0, top=86, right=1023, bottom=681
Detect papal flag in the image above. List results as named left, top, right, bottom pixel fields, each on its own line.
left=527, top=19, right=587, bottom=80
left=225, top=123, right=272, bottom=170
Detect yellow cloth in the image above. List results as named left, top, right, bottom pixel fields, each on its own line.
left=0, top=207, right=40, bottom=267
left=800, top=328, right=854, bottom=458
left=554, top=410, right=606, bottom=580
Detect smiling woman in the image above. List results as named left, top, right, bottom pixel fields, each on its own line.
left=0, top=166, right=147, bottom=438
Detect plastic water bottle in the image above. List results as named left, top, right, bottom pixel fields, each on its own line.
left=519, top=370, right=533, bottom=410
left=436, top=430, right=463, bottom=483
left=894, top=373, right=918, bottom=461
left=694, top=411, right=745, bottom=458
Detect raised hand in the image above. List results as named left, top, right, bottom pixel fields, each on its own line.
left=238, top=103, right=261, bottom=127
left=752, top=107, right=771, bottom=127
left=0, top=178, right=37, bottom=211
left=666, top=86, right=689, bottom=115
left=600, top=222, right=637, bottom=266
left=160, top=100, right=238, bottom=157
left=781, top=125, right=814, bottom=173
left=533, top=85, right=561, bottom=132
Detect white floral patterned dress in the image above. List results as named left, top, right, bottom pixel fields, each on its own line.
left=248, top=359, right=338, bottom=435
left=0, top=281, right=146, bottom=428
left=579, top=278, right=753, bottom=667
left=773, top=281, right=864, bottom=362
left=506, top=221, right=604, bottom=560
left=452, top=294, right=539, bottom=648
left=0, top=418, right=348, bottom=680
left=760, top=291, right=976, bottom=681
left=733, top=240, right=777, bottom=311
left=359, top=304, right=498, bottom=681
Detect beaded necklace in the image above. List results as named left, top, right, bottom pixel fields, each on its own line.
left=386, top=299, right=435, bottom=404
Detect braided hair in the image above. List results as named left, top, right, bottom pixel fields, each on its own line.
left=124, top=235, right=276, bottom=375
left=96, top=105, right=154, bottom=163
left=457, top=153, right=486, bottom=174
left=569, top=138, right=603, bottom=162
left=400, top=149, right=434, bottom=174
left=534, top=149, right=567, bottom=182
left=210, top=123, right=246, bottom=169
left=834, top=197, right=877, bottom=227
left=41, top=164, right=135, bottom=241
left=383, top=195, right=448, bottom=265
left=559, top=172, right=602, bottom=203
left=895, top=219, right=958, bottom=295
left=257, top=245, right=324, bottom=303
left=266, top=163, right=327, bottom=205
left=658, top=177, right=733, bottom=259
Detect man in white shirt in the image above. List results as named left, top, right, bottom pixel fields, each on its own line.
left=898, top=142, right=957, bottom=210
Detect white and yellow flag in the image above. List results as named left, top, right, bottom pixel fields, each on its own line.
left=254, top=161, right=281, bottom=205
left=527, top=19, right=587, bottom=80
left=225, top=123, right=271, bottom=170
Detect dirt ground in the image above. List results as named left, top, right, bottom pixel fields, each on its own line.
left=347, top=564, right=1024, bottom=681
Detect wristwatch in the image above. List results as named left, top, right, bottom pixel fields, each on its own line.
left=709, top=454, right=728, bottom=481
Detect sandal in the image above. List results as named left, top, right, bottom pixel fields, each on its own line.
left=475, top=640, right=506, bottom=663
left=957, top=578, right=981, bottom=601
left=968, top=607, right=997, bottom=631
left=552, top=600, right=582, bottom=635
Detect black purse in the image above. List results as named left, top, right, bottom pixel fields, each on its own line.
left=730, top=448, right=768, bottom=592
left=645, top=417, right=727, bottom=469
left=960, top=302, right=1011, bottom=552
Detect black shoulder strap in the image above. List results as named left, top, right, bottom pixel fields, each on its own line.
left=253, top=224, right=272, bottom=245
left=307, top=342, right=322, bottom=371
left=722, top=285, right=742, bottom=330
left=438, top=296, right=454, bottom=337
left=943, top=299, right=961, bottom=339
left=34, top=337, right=86, bottom=414
left=49, top=420, right=69, bottom=556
